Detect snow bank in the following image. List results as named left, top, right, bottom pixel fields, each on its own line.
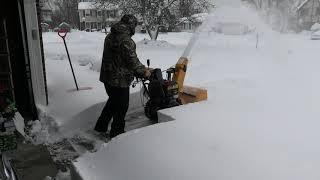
left=73, top=3, right=320, bottom=180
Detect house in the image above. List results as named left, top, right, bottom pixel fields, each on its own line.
left=58, top=22, right=72, bottom=32
left=78, top=1, right=121, bottom=31
left=177, top=13, right=208, bottom=32
left=41, top=22, right=50, bottom=32
left=294, top=0, right=320, bottom=29
left=39, top=0, right=53, bottom=25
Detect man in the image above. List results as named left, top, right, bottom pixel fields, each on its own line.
left=94, top=14, right=151, bottom=139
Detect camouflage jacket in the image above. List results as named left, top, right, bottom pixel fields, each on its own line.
left=99, top=22, right=145, bottom=87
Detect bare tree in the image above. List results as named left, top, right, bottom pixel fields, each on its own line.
left=53, top=0, right=80, bottom=28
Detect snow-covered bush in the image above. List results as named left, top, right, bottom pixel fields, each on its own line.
left=310, top=23, right=320, bottom=32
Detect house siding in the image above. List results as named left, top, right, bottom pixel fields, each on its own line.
left=78, top=3, right=120, bottom=31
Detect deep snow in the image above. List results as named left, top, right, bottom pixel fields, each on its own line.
left=72, top=5, right=320, bottom=180
left=39, top=2, right=320, bottom=179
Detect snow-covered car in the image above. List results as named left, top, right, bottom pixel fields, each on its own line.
left=311, top=30, right=320, bottom=40
left=309, top=23, right=320, bottom=40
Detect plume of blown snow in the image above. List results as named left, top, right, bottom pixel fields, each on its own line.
left=182, top=3, right=274, bottom=58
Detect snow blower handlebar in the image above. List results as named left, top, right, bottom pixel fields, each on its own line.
left=132, top=59, right=152, bottom=89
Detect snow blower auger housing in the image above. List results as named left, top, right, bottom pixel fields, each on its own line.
left=174, top=57, right=207, bottom=104
left=140, top=57, right=207, bottom=121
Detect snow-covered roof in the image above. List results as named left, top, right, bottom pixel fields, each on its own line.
left=78, top=2, right=119, bottom=10
left=78, top=2, right=95, bottom=10
left=41, top=22, right=50, bottom=27
left=59, top=22, right=71, bottom=28
left=179, top=13, right=209, bottom=24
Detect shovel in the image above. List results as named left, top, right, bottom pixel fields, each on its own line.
left=58, top=30, right=92, bottom=92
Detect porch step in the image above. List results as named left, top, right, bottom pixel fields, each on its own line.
left=7, top=136, right=58, bottom=180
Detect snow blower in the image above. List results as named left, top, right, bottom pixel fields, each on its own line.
left=137, top=58, right=207, bottom=121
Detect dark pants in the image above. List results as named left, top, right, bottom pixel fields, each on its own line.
left=94, top=83, right=129, bottom=138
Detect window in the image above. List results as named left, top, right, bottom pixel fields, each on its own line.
left=82, top=10, right=85, bottom=17
left=85, top=10, right=90, bottom=16
left=317, top=7, right=320, bottom=15
left=106, top=10, right=110, bottom=18
left=300, top=8, right=308, bottom=17
left=98, top=11, right=102, bottom=17
left=109, top=10, right=116, bottom=18
left=92, top=10, right=97, bottom=17
left=114, top=10, right=117, bottom=17
left=85, top=22, right=90, bottom=29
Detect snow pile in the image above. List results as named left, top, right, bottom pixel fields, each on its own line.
left=136, top=39, right=175, bottom=48
left=27, top=120, right=51, bottom=145
left=26, top=117, right=61, bottom=145
left=25, top=106, right=64, bottom=145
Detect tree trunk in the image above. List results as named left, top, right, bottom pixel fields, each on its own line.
left=146, top=25, right=160, bottom=40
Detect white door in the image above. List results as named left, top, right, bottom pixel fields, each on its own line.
left=23, top=0, right=47, bottom=107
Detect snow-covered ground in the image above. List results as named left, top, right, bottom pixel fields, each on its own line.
left=40, top=2, right=320, bottom=179
left=66, top=6, right=320, bottom=180
left=42, top=31, right=192, bottom=139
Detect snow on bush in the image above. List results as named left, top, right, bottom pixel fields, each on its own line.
left=310, top=23, right=320, bottom=32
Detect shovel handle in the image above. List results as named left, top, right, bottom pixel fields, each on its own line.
left=58, top=30, right=68, bottom=39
